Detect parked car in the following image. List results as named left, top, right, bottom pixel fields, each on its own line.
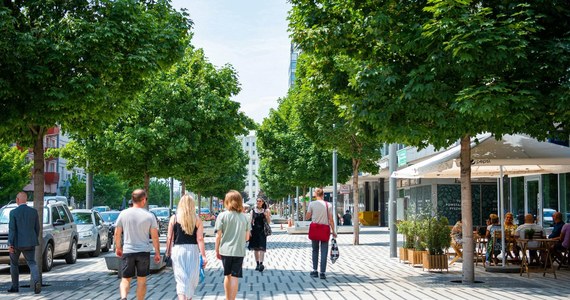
left=150, top=208, right=171, bottom=235
left=0, top=200, right=78, bottom=271
left=44, top=195, right=69, bottom=206
left=100, top=210, right=121, bottom=247
left=93, top=206, right=111, bottom=213
left=543, top=208, right=556, bottom=227
left=71, top=209, right=110, bottom=257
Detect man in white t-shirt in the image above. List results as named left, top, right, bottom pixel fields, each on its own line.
left=115, top=189, right=160, bottom=300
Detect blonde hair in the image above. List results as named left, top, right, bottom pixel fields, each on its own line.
left=224, top=190, right=243, bottom=212
left=177, top=194, right=196, bottom=235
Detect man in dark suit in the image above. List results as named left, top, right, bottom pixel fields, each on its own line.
left=8, top=192, right=41, bottom=294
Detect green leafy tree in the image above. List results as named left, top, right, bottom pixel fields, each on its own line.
left=67, top=48, right=253, bottom=204
left=0, top=144, right=31, bottom=204
left=94, top=173, right=129, bottom=209
left=287, top=52, right=382, bottom=244
left=148, top=179, right=170, bottom=207
left=256, top=95, right=352, bottom=212
left=289, top=0, right=569, bottom=281
left=0, top=0, right=190, bottom=275
left=68, top=175, right=86, bottom=206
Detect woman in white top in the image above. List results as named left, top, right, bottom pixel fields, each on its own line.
left=305, top=187, right=336, bottom=280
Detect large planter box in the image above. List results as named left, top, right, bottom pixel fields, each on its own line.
left=399, top=247, right=410, bottom=263
left=407, top=249, right=427, bottom=266
left=422, top=253, right=449, bottom=272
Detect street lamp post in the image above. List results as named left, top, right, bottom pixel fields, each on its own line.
left=333, top=124, right=338, bottom=231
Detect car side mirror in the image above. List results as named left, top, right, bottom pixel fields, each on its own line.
left=53, top=219, right=65, bottom=226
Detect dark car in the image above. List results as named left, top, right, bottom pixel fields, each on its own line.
left=100, top=210, right=121, bottom=248
left=150, top=208, right=171, bottom=235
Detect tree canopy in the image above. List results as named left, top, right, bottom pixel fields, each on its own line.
left=0, top=0, right=191, bottom=275
left=0, top=144, right=31, bottom=203
left=288, top=0, right=569, bottom=280
left=66, top=47, right=254, bottom=196
left=256, top=95, right=352, bottom=200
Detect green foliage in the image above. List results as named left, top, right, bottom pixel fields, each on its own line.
left=0, top=144, right=31, bottom=203
left=0, top=0, right=191, bottom=145
left=524, top=228, right=535, bottom=239
left=93, top=173, right=129, bottom=209
left=68, top=175, right=86, bottom=205
left=288, top=0, right=569, bottom=148
left=396, top=220, right=415, bottom=249
left=69, top=172, right=129, bottom=209
left=149, top=179, right=170, bottom=207
left=256, top=94, right=353, bottom=200
left=424, top=216, right=451, bottom=255
left=66, top=48, right=254, bottom=195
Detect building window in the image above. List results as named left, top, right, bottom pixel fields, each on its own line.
left=252, top=150, right=256, bottom=155
left=246, top=142, right=249, bottom=146
left=252, top=180, right=256, bottom=186
left=253, top=142, right=255, bottom=146
left=252, top=160, right=256, bottom=165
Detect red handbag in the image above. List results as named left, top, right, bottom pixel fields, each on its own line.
left=308, top=202, right=331, bottom=242
left=309, top=222, right=330, bottom=241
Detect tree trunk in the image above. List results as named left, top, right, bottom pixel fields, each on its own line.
left=460, top=134, right=474, bottom=283
left=302, top=186, right=307, bottom=221
left=209, top=196, right=213, bottom=213
left=32, top=126, right=46, bottom=283
left=352, top=158, right=361, bottom=245
left=198, top=192, right=202, bottom=213
left=144, top=172, right=150, bottom=209
left=181, top=181, right=186, bottom=196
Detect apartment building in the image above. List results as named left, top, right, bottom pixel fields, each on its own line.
left=240, top=131, right=259, bottom=201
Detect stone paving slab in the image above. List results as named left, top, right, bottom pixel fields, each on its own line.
left=1, top=226, right=570, bottom=299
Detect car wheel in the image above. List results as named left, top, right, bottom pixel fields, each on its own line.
left=89, top=236, right=101, bottom=257
left=42, top=243, right=54, bottom=272
left=65, top=239, right=77, bottom=264
left=102, top=236, right=111, bottom=253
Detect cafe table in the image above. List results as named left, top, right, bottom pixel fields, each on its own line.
left=516, top=238, right=557, bottom=279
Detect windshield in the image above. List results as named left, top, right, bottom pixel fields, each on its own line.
left=101, top=212, right=120, bottom=222
left=1, top=206, right=49, bottom=224
left=544, top=209, right=555, bottom=218
left=0, top=207, right=13, bottom=224
left=72, top=212, right=93, bottom=225
left=151, top=209, right=169, bottom=217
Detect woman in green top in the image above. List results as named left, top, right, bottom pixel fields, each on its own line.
left=215, top=190, right=250, bottom=300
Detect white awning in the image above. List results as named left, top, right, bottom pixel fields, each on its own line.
left=392, top=134, right=570, bottom=179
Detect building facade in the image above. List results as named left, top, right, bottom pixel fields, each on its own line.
left=23, top=126, right=84, bottom=196
left=240, top=131, right=259, bottom=201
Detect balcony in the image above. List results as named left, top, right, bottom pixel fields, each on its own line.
left=46, top=127, right=60, bottom=135
left=44, top=172, right=60, bottom=185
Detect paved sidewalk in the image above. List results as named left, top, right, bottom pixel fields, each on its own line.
left=1, top=226, right=569, bottom=299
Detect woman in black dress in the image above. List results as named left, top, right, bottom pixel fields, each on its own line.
left=248, top=197, right=271, bottom=272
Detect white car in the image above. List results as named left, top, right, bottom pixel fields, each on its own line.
left=543, top=208, right=556, bottom=227
left=71, top=209, right=110, bottom=257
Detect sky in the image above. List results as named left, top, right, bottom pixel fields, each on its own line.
left=171, top=1, right=292, bottom=124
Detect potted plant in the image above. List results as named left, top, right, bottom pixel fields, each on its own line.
left=396, top=220, right=414, bottom=263
left=422, top=216, right=451, bottom=272
left=524, top=228, right=535, bottom=239
left=407, top=217, right=428, bottom=266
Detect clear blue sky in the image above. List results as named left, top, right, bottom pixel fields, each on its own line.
left=171, top=1, right=292, bottom=124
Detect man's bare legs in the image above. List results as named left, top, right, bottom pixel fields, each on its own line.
left=119, top=277, right=148, bottom=300
left=223, top=275, right=239, bottom=300
left=120, top=278, right=131, bottom=299
left=136, top=277, right=147, bottom=300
